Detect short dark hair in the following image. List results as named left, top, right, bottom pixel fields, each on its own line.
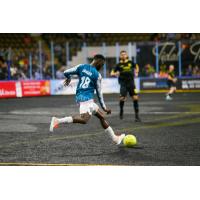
left=93, top=54, right=105, bottom=61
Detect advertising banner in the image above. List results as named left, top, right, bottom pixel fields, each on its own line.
left=21, top=80, right=50, bottom=97
left=178, top=78, right=200, bottom=90
left=101, top=78, right=120, bottom=93
left=0, top=81, right=17, bottom=98
left=140, top=77, right=200, bottom=90
left=51, top=79, right=78, bottom=95
left=51, top=78, right=121, bottom=95
left=140, top=78, right=168, bottom=90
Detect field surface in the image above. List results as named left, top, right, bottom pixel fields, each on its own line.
left=0, top=93, right=200, bottom=166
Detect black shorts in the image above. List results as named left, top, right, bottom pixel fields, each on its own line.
left=120, top=80, right=138, bottom=97
left=167, top=80, right=176, bottom=88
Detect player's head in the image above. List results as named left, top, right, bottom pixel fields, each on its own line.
left=120, top=50, right=128, bottom=61
left=169, top=64, right=174, bottom=71
left=92, top=54, right=105, bottom=71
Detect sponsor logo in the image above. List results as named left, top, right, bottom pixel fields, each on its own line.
left=152, top=42, right=180, bottom=63
left=0, top=89, right=15, bottom=96
left=182, top=80, right=200, bottom=89
left=190, top=41, right=200, bottom=62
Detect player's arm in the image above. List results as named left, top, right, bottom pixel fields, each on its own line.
left=96, top=74, right=111, bottom=114
left=135, top=63, right=139, bottom=77
left=168, top=74, right=177, bottom=83
left=132, top=62, right=139, bottom=77
left=168, top=74, right=173, bottom=81
left=110, top=65, right=120, bottom=77
left=63, top=64, right=81, bottom=86
left=168, top=74, right=174, bottom=81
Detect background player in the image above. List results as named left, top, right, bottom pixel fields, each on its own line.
left=110, top=50, right=141, bottom=122
left=50, top=54, right=125, bottom=145
left=166, top=64, right=177, bottom=100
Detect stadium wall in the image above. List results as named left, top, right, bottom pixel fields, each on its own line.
left=140, top=77, right=200, bottom=92
left=0, top=77, right=199, bottom=98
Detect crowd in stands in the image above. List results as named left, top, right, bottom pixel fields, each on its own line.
left=141, top=63, right=200, bottom=78
left=0, top=53, right=66, bottom=80
left=151, top=33, right=200, bottom=42
left=1, top=33, right=200, bottom=80
left=1, top=51, right=200, bottom=80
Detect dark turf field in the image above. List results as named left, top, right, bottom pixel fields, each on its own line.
left=0, top=93, right=200, bottom=166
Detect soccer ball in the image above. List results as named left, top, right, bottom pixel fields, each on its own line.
left=123, top=134, right=137, bottom=147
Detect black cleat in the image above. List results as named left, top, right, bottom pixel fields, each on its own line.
left=135, top=116, right=141, bottom=122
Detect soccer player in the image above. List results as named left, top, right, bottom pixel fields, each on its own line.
left=110, top=50, right=141, bottom=122
left=50, top=54, right=125, bottom=145
left=166, top=64, right=177, bottom=100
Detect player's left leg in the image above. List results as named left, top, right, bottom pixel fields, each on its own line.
left=132, top=95, right=141, bottom=122
left=166, top=84, right=176, bottom=100
left=166, top=80, right=177, bottom=100
left=129, top=81, right=141, bottom=122
left=94, top=109, right=125, bottom=145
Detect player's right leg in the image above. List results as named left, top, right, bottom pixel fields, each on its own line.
left=166, top=80, right=175, bottom=100
left=132, top=95, right=141, bottom=122
left=166, top=86, right=176, bottom=100
left=94, top=109, right=125, bottom=145
left=50, top=100, right=95, bottom=132
left=119, top=83, right=127, bottom=119
left=119, top=96, right=126, bottom=119
left=129, top=82, right=141, bottom=122
left=49, top=113, right=91, bottom=132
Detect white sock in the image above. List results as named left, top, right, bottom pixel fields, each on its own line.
left=105, top=126, right=117, bottom=142
left=57, top=116, right=73, bottom=124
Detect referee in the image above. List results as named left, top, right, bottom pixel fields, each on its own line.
left=110, top=50, right=141, bottom=122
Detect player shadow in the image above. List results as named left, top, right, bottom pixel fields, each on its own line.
left=118, top=145, right=144, bottom=150
left=60, top=145, right=144, bottom=158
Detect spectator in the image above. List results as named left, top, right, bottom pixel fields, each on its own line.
left=185, top=64, right=193, bottom=76
left=159, top=64, right=168, bottom=78
left=159, top=33, right=167, bottom=41
left=56, top=66, right=66, bottom=79
left=167, top=33, right=176, bottom=40
left=143, top=64, right=155, bottom=77
left=192, top=65, right=200, bottom=77
left=20, top=64, right=29, bottom=79
left=0, top=56, right=8, bottom=80
left=35, top=70, right=42, bottom=80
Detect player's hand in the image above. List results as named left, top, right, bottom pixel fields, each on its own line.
left=63, top=78, right=71, bottom=87
left=110, top=71, right=120, bottom=77
left=173, top=78, right=177, bottom=83
left=104, top=108, right=111, bottom=115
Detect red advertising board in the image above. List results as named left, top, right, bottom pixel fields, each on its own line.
left=21, top=80, right=50, bottom=97
left=0, top=82, right=17, bottom=98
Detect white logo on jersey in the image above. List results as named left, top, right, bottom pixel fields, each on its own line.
left=82, top=69, right=92, bottom=76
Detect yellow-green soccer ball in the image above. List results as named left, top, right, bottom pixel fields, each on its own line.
left=123, top=134, right=137, bottom=147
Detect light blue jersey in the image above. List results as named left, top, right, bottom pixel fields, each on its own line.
left=64, top=64, right=106, bottom=110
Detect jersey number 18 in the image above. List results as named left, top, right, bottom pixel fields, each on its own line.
left=80, top=76, right=91, bottom=89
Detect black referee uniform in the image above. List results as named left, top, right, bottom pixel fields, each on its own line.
left=112, top=59, right=141, bottom=121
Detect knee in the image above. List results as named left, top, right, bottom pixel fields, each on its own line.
left=133, top=95, right=139, bottom=101
left=80, top=117, right=89, bottom=124
left=80, top=113, right=90, bottom=124
left=120, top=96, right=126, bottom=101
